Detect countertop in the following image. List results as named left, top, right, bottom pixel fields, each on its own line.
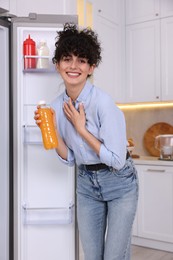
left=133, top=155, right=173, bottom=166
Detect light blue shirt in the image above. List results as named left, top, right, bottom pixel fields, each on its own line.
left=51, top=80, right=127, bottom=170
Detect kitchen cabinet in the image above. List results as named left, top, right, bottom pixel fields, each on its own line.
left=125, top=16, right=173, bottom=103
left=125, top=20, right=160, bottom=103
left=92, top=0, right=125, bottom=102
left=0, top=0, right=9, bottom=12
left=125, top=0, right=160, bottom=25
left=0, top=0, right=17, bottom=16
left=161, top=16, right=173, bottom=100
left=132, top=161, right=173, bottom=252
left=125, top=0, right=173, bottom=25
left=78, top=0, right=125, bottom=102
left=161, top=0, right=173, bottom=18
left=2, top=0, right=77, bottom=16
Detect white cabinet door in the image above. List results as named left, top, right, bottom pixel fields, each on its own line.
left=92, top=0, right=125, bottom=102
left=0, top=0, right=9, bottom=12
left=93, top=0, right=122, bottom=24
left=161, top=16, right=173, bottom=101
left=93, top=15, right=124, bottom=102
left=125, top=21, right=160, bottom=103
left=125, top=0, right=160, bottom=25
left=11, top=0, right=76, bottom=16
left=136, top=165, right=173, bottom=243
left=160, top=0, right=173, bottom=18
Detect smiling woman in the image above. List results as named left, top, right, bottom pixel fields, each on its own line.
left=34, top=23, right=139, bottom=260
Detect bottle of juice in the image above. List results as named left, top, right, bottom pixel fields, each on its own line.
left=38, top=101, right=58, bottom=150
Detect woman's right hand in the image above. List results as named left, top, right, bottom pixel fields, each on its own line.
left=34, top=105, right=41, bottom=127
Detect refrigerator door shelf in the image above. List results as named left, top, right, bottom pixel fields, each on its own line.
left=24, top=55, right=50, bottom=58
left=23, top=124, right=43, bottom=145
left=23, top=68, right=56, bottom=73
left=23, top=55, right=56, bottom=73
left=22, top=203, right=74, bottom=225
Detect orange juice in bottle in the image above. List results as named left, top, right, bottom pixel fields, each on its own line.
left=38, top=100, right=58, bottom=150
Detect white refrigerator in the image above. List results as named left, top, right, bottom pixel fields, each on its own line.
left=0, top=13, right=79, bottom=260
left=0, top=17, right=10, bottom=260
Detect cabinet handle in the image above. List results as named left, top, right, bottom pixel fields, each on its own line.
left=155, top=13, right=159, bottom=16
left=147, top=169, right=165, bottom=172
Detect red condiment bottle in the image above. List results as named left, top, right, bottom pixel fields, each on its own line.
left=23, top=35, right=36, bottom=69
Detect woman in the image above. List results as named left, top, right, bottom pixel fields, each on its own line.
left=34, top=23, right=138, bottom=260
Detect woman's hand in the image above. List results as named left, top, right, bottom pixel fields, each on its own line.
left=64, top=98, right=101, bottom=156
left=34, top=105, right=68, bottom=159
left=34, top=105, right=41, bottom=127
left=63, top=98, right=86, bottom=135
left=34, top=106, right=57, bottom=129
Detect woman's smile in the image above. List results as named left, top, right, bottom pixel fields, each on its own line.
left=66, top=71, right=81, bottom=78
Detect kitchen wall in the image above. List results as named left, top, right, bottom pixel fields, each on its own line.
left=122, top=106, right=173, bottom=156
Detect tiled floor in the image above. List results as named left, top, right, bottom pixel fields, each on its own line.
left=79, top=241, right=173, bottom=259
left=132, top=245, right=173, bottom=260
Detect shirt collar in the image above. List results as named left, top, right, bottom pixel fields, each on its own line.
left=63, top=80, right=93, bottom=103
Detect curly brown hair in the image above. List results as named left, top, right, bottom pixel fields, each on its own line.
left=52, top=23, right=102, bottom=67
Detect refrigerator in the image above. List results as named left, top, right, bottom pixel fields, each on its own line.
left=0, top=13, right=79, bottom=260
left=0, top=17, right=10, bottom=260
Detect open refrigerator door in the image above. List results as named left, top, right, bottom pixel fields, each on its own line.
left=11, top=14, right=78, bottom=260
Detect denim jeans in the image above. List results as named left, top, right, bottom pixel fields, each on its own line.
left=77, top=158, right=138, bottom=260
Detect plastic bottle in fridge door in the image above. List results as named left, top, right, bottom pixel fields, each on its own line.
left=23, top=34, right=36, bottom=69
left=36, top=40, right=50, bottom=69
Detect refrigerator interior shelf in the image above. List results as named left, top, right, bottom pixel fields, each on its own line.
left=22, top=203, right=74, bottom=225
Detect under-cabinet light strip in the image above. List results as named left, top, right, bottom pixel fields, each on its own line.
left=117, top=102, right=173, bottom=109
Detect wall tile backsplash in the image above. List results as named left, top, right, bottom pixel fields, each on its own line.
left=122, top=107, right=173, bottom=156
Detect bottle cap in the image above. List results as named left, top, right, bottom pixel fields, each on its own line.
left=38, top=100, right=46, bottom=105
left=38, top=39, right=47, bottom=45
left=40, top=39, right=46, bottom=43
left=23, top=34, right=36, bottom=46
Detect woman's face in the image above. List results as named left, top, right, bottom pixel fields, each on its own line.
left=56, top=54, right=95, bottom=88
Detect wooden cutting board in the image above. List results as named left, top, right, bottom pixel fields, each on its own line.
left=143, top=122, right=173, bottom=156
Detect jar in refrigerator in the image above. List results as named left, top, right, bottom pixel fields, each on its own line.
left=38, top=101, right=58, bottom=150
left=36, top=40, right=50, bottom=69
left=23, top=34, right=36, bottom=69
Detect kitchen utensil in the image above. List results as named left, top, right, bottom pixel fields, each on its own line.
left=155, top=134, right=173, bottom=160
left=143, top=122, right=173, bottom=156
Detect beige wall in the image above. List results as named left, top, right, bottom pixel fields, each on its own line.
left=122, top=107, right=173, bottom=156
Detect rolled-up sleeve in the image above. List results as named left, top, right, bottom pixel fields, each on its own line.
left=98, top=97, right=127, bottom=170
left=56, top=147, right=75, bottom=167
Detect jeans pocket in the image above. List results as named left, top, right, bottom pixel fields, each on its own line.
left=113, top=159, right=137, bottom=179
left=77, top=167, right=86, bottom=177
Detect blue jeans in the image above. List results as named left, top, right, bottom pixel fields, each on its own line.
left=77, top=158, right=138, bottom=260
